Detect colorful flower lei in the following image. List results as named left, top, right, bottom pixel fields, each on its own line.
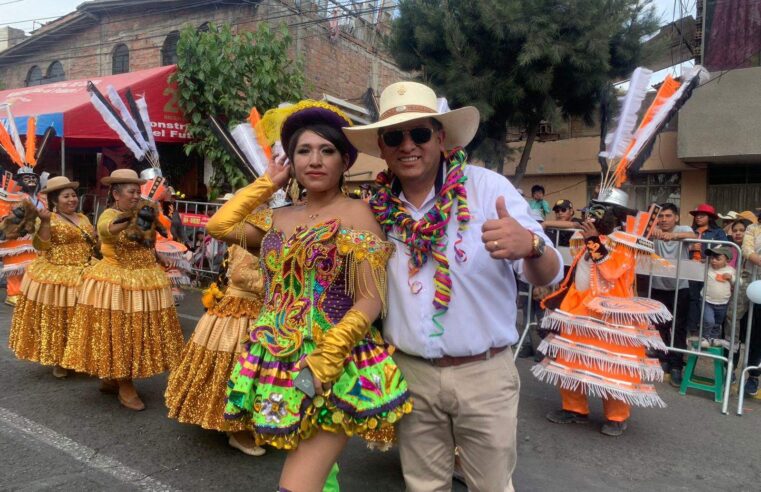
left=370, top=148, right=471, bottom=336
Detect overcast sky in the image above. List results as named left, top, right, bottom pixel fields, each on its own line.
left=4, top=0, right=695, bottom=34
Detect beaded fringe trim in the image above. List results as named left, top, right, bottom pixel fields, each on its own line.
left=542, top=310, right=667, bottom=351
left=586, top=296, right=673, bottom=326
left=532, top=360, right=666, bottom=408
left=0, top=243, right=35, bottom=258
left=0, top=261, right=31, bottom=278
left=538, top=334, right=664, bottom=382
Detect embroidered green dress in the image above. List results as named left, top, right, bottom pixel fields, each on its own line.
left=224, top=208, right=411, bottom=449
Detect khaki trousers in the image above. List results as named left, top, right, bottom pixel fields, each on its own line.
left=394, top=349, right=519, bottom=492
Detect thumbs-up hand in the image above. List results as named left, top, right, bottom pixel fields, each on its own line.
left=481, top=196, right=534, bottom=260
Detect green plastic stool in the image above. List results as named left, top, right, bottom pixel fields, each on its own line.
left=679, top=343, right=725, bottom=402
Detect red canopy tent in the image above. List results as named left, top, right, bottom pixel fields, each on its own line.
left=0, top=65, right=189, bottom=175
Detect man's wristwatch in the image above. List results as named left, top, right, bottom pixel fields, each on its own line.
left=526, top=232, right=546, bottom=259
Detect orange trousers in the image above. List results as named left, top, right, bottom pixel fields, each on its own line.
left=561, top=388, right=630, bottom=422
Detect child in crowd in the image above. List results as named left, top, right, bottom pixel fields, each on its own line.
left=701, top=246, right=736, bottom=348
left=529, top=184, right=551, bottom=219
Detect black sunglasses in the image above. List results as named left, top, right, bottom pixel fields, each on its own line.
left=554, top=207, right=569, bottom=213
left=381, top=127, right=434, bottom=147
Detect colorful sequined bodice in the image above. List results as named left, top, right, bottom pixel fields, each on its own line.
left=45, top=214, right=95, bottom=266
left=252, top=218, right=392, bottom=357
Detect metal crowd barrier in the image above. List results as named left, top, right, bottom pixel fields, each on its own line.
left=173, top=200, right=224, bottom=284
left=513, top=228, right=751, bottom=415
left=736, top=266, right=761, bottom=415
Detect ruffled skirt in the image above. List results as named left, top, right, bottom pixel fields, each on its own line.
left=224, top=328, right=412, bottom=450
left=8, top=259, right=86, bottom=366
left=165, top=293, right=262, bottom=432
left=61, top=260, right=184, bottom=380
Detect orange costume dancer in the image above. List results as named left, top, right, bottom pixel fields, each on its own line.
left=533, top=65, right=706, bottom=435
left=0, top=113, right=47, bottom=306
left=533, top=190, right=671, bottom=435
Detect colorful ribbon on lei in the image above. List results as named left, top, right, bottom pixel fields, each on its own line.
left=370, top=148, right=471, bottom=336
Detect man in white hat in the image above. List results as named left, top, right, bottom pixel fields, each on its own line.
left=344, top=82, right=562, bottom=491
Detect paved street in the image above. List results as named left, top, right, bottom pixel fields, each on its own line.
left=1, top=289, right=760, bottom=491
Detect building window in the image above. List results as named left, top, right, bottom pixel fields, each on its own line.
left=162, top=31, right=180, bottom=66
left=46, top=61, right=65, bottom=83
left=112, top=44, right=130, bottom=74
left=587, top=173, right=681, bottom=210
left=707, top=164, right=761, bottom=215
left=25, top=65, right=43, bottom=86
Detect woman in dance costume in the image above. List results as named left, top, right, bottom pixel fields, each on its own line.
left=206, top=101, right=411, bottom=491
left=62, top=169, right=184, bottom=411
left=165, top=241, right=266, bottom=456
left=9, top=177, right=97, bottom=379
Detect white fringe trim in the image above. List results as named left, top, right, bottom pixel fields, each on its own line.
left=157, top=251, right=191, bottom=270
left=538, top=334, right=663, bottom=382
left=166, top=272, right=191, bottom=286
left=586, top=296, right=672, bottom=325
left=0, top=262, right=30, bottom=278
left=0, top=244, right=36, bottom=257
left=542, top=310, right=667, bottom=351
left=531, top=360, right=666, bottom=409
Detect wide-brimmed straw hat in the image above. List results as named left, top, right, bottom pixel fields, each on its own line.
left=689, top=203, right=718, bottom=219
left=101, top=169, right=146, bottom=185
left=40, top=176, right=79, bottom=194
left=343, top=81, right=480, bottom=157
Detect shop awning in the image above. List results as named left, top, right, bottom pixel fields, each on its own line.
left=0, top=65, right=189, bottom=145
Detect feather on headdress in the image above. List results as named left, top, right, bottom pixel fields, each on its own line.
left=0, top=104, right=39, bottom=170
left=87, top=82, right=160, bottom=169
left=599, top=65, right=708, bottom=197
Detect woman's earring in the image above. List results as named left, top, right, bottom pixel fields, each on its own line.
left=53, top=204, right=57, bottom=213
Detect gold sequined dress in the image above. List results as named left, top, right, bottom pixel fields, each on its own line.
left=8, top=213, right=95, bottom=366
left=61, top=208, right=184, bottom=379
left=165, top=244, right=264, bottom=432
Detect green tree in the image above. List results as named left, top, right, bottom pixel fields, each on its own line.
left=172, top=23, right=305, bottom=195
left=388, top=0, right=659, bottom=184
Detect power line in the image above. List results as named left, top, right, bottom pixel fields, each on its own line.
left=0, top=1, right=397, bottom=67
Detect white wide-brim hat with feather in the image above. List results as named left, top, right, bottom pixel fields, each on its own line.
left=343, top=81, right=480, bottom=157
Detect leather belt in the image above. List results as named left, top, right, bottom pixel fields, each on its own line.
left=415, top=346, right=508, bottom=368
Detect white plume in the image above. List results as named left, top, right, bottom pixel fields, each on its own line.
left=89, top=92, right=146, bottom=160
left=231, top=123, right=269, bottom=177
left=135, top=96, right=158, bottom=154
left=621, top=66, right=708, bottom=164
left=436, top=97, right=451, bottom=114
left=599, top=67, right=653, bottom=161
left=106, top=85, right=149, bottom=154
left=1, top=105, right=26, bottom=160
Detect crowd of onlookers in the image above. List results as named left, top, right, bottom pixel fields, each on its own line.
left=520, top=183, right=761, bottom=398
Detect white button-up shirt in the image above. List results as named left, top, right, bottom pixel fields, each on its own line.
left=384, top=165, right=563, bottom=358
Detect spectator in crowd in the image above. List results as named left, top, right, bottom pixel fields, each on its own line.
left=719, top=210, right=757, bottom=237
left=699, top=247, right=736, bottom=348
left=687, top=204, right=728, bottom=335
left=727, top=219, right=751, bottom=269
left=741, top=215, right=761, bottom=396
left=650, top=203, right=696, bottom=386
left=542, top=199, right=583, bottom=247
left=529, top=184, right=551, bottom=219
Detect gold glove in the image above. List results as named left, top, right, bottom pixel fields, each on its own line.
left=206, top=174, right=277, bottom=240
left=306, top=309, right=371, bottom=384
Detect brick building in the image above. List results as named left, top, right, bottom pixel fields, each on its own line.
left=0, top=0, right=403, bottom=196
